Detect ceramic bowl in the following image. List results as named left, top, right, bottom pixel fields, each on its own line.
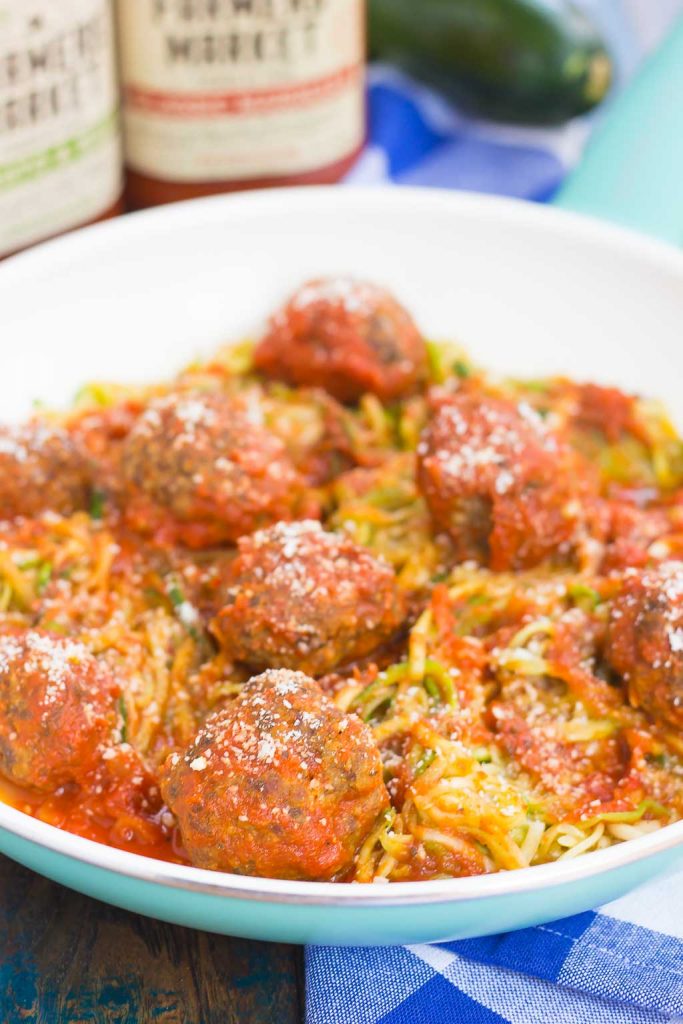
left=1, top=187, right=682, bottom=945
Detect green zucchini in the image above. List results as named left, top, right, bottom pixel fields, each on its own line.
left=368, top=0, right=613, bottom=125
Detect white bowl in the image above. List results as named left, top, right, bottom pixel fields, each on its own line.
left=0, top=186, right=682, bottom=945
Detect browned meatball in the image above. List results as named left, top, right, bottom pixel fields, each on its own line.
left=0, top=423, right=90, bottom=519
left=121, top=392, right=312, bottom=548
left=416, top=391, right=599, bottom=571
left=0, top=631, right=120, bottom=792
left=254, top=277, right=428, bottom=403
left=605, top=562, right=683, bottom=729
left=161, top=669, right=389, bottom=879
left=212, top=520, right=405, bottom=675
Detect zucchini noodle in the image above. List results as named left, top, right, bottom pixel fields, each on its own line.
left=1, top=335, right=682, bottom=882
left=344, top=560, right=681, bottom=880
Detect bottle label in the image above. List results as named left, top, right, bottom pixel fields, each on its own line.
left=117, top=0, right=365, bottom=183
left=0, top=0, right=122, bottom=257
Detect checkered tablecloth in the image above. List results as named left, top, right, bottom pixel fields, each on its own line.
left=307, top=869, right=683, bottom=1022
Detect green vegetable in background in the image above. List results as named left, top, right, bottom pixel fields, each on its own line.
left=368, top=0, right=613, bottom=125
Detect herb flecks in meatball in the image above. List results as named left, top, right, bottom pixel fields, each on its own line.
left=606, top=562, right=683, bottom=730
left=121, top=392, right=311, bottom=548
left=254, top=277, right=428, bottom=403
left=0, top=631, right=120, bottom=792
left=0, top=423, right=90, bottom=519
left=212, top=520, right=405, bottom=675
left=161, top=669, right=389, bottom=880
left=417, top=391, right=598, bottom=571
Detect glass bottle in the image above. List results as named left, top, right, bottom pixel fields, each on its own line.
left=0, top=0, right=124, bottom=259
left=116, top=0, right=366, bottom=209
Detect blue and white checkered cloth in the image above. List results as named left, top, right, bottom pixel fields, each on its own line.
left=308, top=4, right=683, bottom=1022
left=345, top=64, right=585, bottom=201
left=307, top=869, right=683, bottom=1022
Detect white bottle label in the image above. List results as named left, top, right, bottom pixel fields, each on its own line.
left=0, top=0, right=123, bottom=257
left=116, top=0, right=365, bottom=183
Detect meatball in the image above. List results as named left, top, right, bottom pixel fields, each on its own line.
left=254, top=277, right=428, bottom=403
left=605, top=562, right=683, bottom=729
left=212, top=520, right=405, bottom=675
left=0, top=631, right=120, bottom=792
left=0, top=422, right=90, bottom=519
left=121, top=392, right=311, bottom=548
left=161, top=669, right=389, bottom=879
left=416, top=391, right=597, bottom=571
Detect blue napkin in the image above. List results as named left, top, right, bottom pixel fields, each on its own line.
left=307, top=870, right=683, bottom=1022
left=345, top=64, right=576, bottom=201
left=308, top=5, right=683, bottom=1023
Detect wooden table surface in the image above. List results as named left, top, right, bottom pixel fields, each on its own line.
left=0, top=855, right=304, bottom=1024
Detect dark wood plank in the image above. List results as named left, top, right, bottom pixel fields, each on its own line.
left=0, top=855, right=303, bottom=1024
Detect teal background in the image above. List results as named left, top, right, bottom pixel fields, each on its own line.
left=555, top=15, right=683, bottom=244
